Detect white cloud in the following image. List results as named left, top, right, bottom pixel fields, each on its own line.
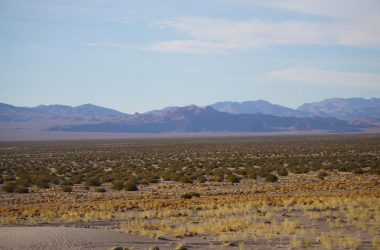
left=86, top=0, right=380, bottom=54
left=155, top=18, right=336, bottom=46
left=146, top=40, right=241, bottom=55
left=149, top=15, right=380, bottom=54
left=268, top=67, right=380, bottom=88
left=84, top=43, right=136, bottom=49
left=145, top=0, right=380, bottom=54
left=260, top=0, right=380, bottom=20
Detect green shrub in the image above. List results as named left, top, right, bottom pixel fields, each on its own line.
left=197, top=175, right=207, bottom=183
left=112, top=180, right=125, bottom=190
left=86, top=178, right=101, bottom=187
left=265, top=173, right=278, bottom=182
left=16, top=178, right=31, bottom=187
left=179, top=176, right=193, bottom=184
left=352, top=168, right=365, bottom=174
left=125, top=182, right=138, bottom=191
left=277, top=168, right=288, bottom=176
left=226, top=175, right=241, bottom=183
left=318, top=171, right=329, bottom=180
left=62, top=185, right=73, bottom=192
left=71, top=175, right=83, bottom=184
left=95, top=187, right=107, bottom=192
left=181, top=192, right=200, bottom=199
left=149, top=177, right=160, bottom=184
left=213, top=175, right=224, bottom=182
left=14, top=186, right=28, bottom=193
left=2, top=183, right=16, bottom=193
left=35, top=176, right=51, bottom=188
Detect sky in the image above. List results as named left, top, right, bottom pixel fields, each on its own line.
left=1, top=0, right=380, bottom=113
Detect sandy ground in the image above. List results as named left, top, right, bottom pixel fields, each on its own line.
left=0, top=226, right=296, bottom=250
left=0, top=226, right=172, bottom=250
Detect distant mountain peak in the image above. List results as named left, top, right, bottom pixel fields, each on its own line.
left=297, top=97, right=380, bottom=121
left=210, top=100, right=303, bottom=117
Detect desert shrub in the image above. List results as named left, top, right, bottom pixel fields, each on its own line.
left=34, top=176, right=50, bottom=188
left=179, top=176, right=193, bottom=184
left=16, top=178, right=31, bottom=187
left=277, top=168, right=288, bottom=176
left=181, top=192, right=200, bottom=199
left=125, top=182, right=138, bottom=191
left=3, top=175, right=15, bottom=182
left=148, top=176, right=160, bottom=183
left=197, top=175, right=206, bottom=183
left=318, top=171, right=329, bottom=180
left=112, top=180, right=125, bottom=190
left=14, top=186, right=28, bottom=193
left=370, top=168, right=380, bottom=175
left=265, top=173, right=278, bottom=182
left=86, top=178, right=101, bottom=187
left=226, top=175, right=241, bottom=183
left=100, top=175, right=114, bottom=184
left=213, top=175, right=224, bottom=182
left=50, top=175, right=61, bottom=185
left=290, top=166, right=309, bottom=174
left=2, top=183, right=16, bottom=193
left=139, top=179, right=149, bottom=185
left=62, top=180, right=73, bottom=186
left=61, top=185, right=73, bottom=192
left=70, top=175, right=83, bottom=184
left=95, top=187, right=107, bottom=192
left=352, top=168, right=365, bottom=174
left=248, top=171, right=258, bottom=179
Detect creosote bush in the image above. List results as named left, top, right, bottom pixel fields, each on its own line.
left=62, top=185, right=73, bottom=192
left=265, top=173, right=278, bottom=182
left=2, top=183, right=16, bottom=193
left=112, top=180, right=125, bottom=190
left=181, top=192, right=201, bottom=199
left=95, top=187, right=107, bottom=192
left=14, top=186, right=28, bottom=193
left=125, top=182, right=138, bottom=191
left=318, top=171, right=329, bottom=180
left=227, top=175, right=241, bottom=183
left=277, top=168, right=288, bottom=176
left=86, top=178, right=101, bottom=187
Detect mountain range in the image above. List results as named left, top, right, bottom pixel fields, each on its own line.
left=0, top=97, right=379, bottom=135
left=0, top=103, right=127, bottom=123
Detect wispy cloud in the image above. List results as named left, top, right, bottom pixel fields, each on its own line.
left=142, top=0, right=380, bottom=54
left=85, top=0, right=380, bottom=55
left=84, top=43, right=136, bottom=49
left=268, top=67, right=380, bottom=88
left=260, top=0, right=380, bottom=20
left=148, top=15, right=380, bottom=54
left=146, top=40, right=241, bottom=55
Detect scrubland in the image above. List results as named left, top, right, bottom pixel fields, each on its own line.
left=0, top=135, right=379, bottom=249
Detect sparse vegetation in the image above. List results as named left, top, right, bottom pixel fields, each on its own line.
left=0, top=135, right=379, bottom=249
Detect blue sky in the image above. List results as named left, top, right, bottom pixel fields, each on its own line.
left=1, top=0, right=380, bottom=113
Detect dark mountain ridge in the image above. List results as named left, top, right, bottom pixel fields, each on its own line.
left=297, top=98, right=380, bottom=121
left=0, top=103, right=127, bottom=122
left=50, top=105, right=367, bottom=133
left=210, top=100, right=305, bottom=117
left=1, top=97, right=378, bottom=134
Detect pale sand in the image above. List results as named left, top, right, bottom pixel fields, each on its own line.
left=0, top=226, right=171, bottom=250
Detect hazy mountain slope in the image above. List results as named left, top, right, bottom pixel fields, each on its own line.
left=0, top=103, right=127, bottom=122
left=144, top=106, right=179, bottom=115
left=210, top=100, right=305, bottom=117
left=297, top=98, right=380, bottom=120
left=0, top=103, right=43, bottom=122
left=51, top=105, right=365, bottom=133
